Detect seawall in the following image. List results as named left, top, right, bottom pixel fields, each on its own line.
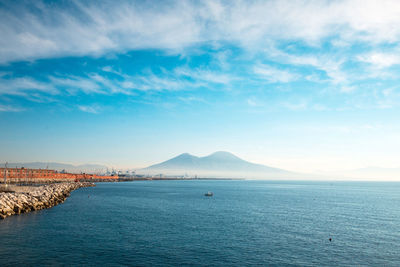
left=0, top=182, right=95, bottom=220
left=0, top=167, right=118, bottom=183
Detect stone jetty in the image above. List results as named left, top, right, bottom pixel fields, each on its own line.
left=0, top=182, right=95, bottom=220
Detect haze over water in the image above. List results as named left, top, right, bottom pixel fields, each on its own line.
left=1, top=180, right=400, bottom=266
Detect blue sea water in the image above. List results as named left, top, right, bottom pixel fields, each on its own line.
left=1, top=180, right=400, bottom=266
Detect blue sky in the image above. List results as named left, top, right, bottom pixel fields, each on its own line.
left=1, top=0, right=400, bottom=172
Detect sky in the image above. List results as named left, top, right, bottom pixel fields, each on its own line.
left=1, top=0, right=400, bottom=172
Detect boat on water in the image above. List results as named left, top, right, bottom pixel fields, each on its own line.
left=204, top=191, right=213, bottom=197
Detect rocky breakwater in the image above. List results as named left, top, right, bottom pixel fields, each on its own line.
left=0, top=182, right=95, bottom=220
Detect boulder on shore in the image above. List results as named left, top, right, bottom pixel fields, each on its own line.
left=0, top=182, right=95, bottom=220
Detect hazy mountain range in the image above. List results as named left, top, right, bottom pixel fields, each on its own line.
left=3, top=152, right=400, bottom=180
left=137, top=151, right=304, bottom=179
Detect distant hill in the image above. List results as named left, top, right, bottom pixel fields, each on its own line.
left=1, top=162, right=108, bottom=174
left=137, top=151, right=303, bottom=179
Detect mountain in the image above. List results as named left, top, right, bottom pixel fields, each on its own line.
left=1, top=162, right=108, bottom=174
left=138, top=151, right=302, bottom=179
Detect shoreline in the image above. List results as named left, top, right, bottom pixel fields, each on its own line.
left=1, top=177, right=244, bottom=185
left=0, top=182, right=95, bottom=220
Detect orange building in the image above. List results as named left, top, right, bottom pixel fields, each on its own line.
left=1, top=167, right=118, bottom=182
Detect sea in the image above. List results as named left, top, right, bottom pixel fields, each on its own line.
left=1, top=180, right=400, bottom=266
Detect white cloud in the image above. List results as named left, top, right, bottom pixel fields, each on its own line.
left=89, top=74, right=125, bottom=94
left=305, top=73, right=324, bottom=83
left=0, top=104, right=24, bottom=112
left=2, top=1, right=400, bottom=63
left=174, top=67, right=234, bottom=85
left=0, top=65, right=235, bottom=101
left=253, top=64, right=298, bottom=83
left=130, top=73, right=191, bottom=91
left=358, top=52, right=400, bottom=68
left=0, top=77, right=57, bottom=95
left=49, top=76, right=103, bottom=94
left=101, top=66, right=113, bottom=73
left=78, top=105, right=100, bottom=114
left=178, top=96, right=206, bottom=104
left=262, top=45, right=348, bottom=85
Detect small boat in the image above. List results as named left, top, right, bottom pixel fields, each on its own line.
left=204, top=191, right=213, bottom=197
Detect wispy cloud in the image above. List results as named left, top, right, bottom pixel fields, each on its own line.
left=3, top=1, right=400, bottom=63
left=78, top=105, right=100, bottom=114
left=174, top=67, right=235, bottom=85
left=178, top=96, right=207, bottom=104
left=0, top=77, right=57, bottom=96
left=358, top=52, right=400, bottom=68
left=0, top=65, right=236, bottom=103
left=49, top=76, right=103, bottom=94
left=262, top=45, right=348, bottom=86
left=0, top=104, right=24, bottom=112
left=2, top=0, right=400, bottom=113
left=253, top=64, right=298, bottom=83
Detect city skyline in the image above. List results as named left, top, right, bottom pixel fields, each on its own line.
left=1, top=1, right=400, bottom=173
